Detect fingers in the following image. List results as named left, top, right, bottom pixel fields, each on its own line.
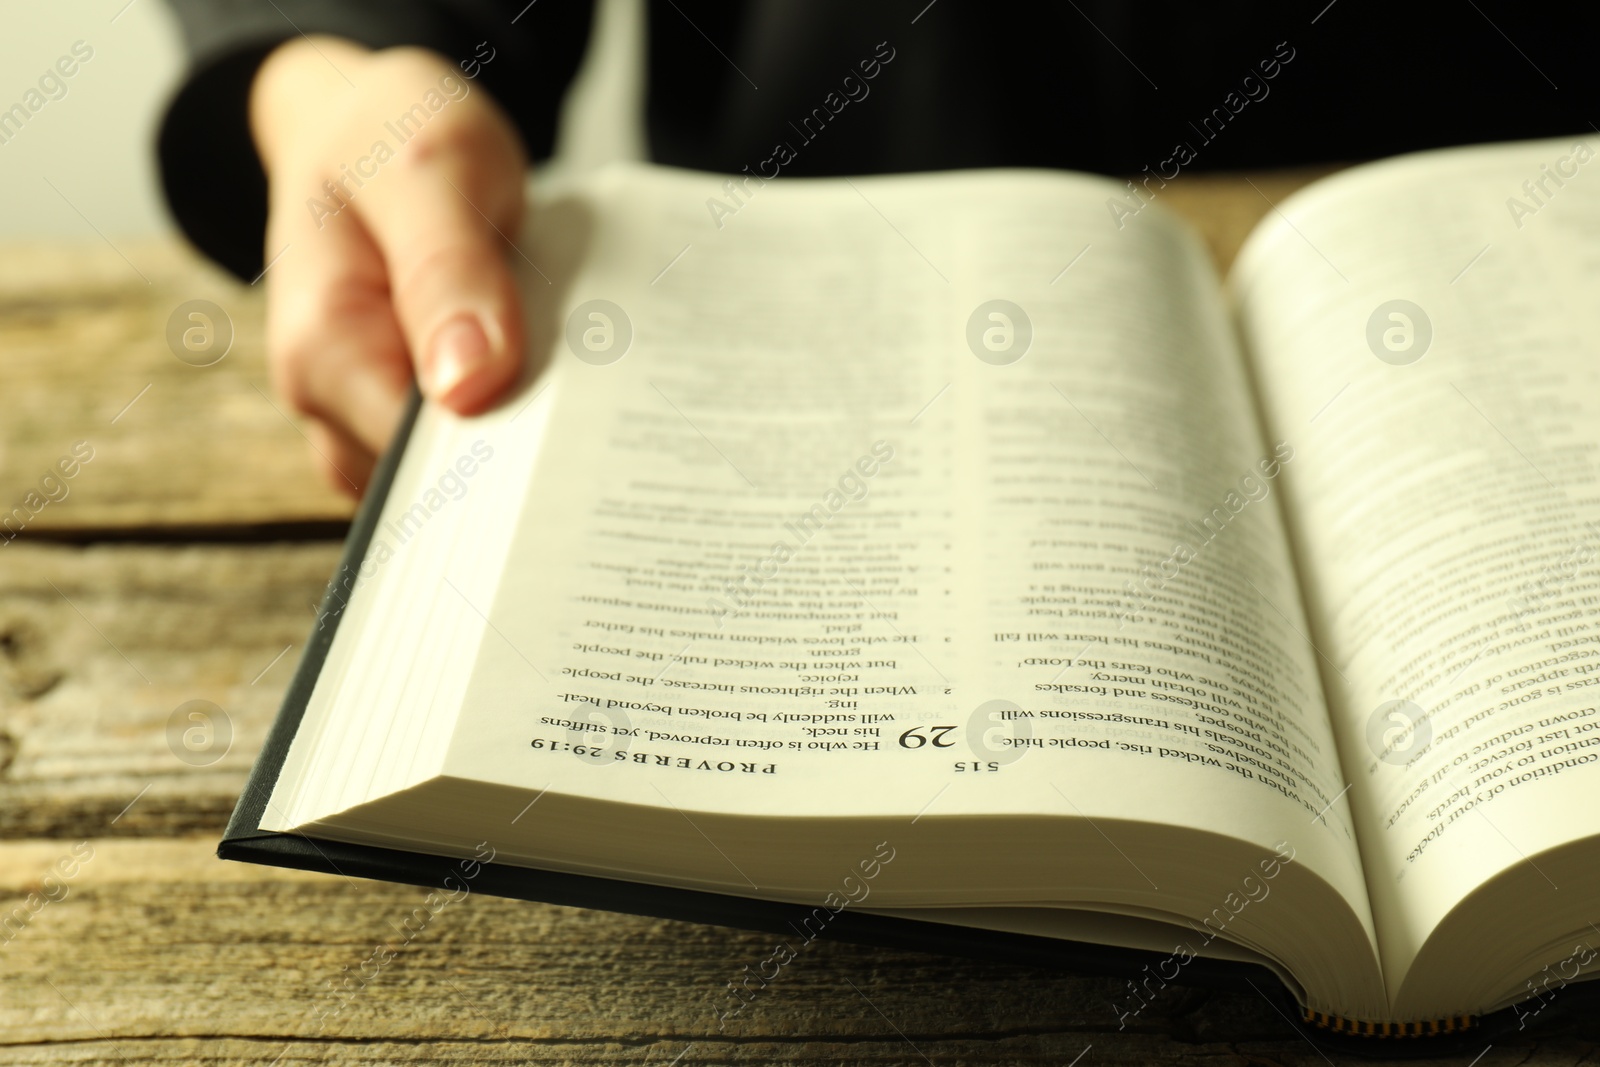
left=350, top=110, right=526, bottom=415
left=250, top=43, right=528, bottom=493
left=262, top=169, right=414, bottom=458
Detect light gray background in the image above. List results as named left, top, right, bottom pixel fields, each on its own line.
left=0, top=0, right=643, bottom=238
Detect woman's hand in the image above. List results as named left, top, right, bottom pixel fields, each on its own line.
left=250, top=36, right=526, bottom=494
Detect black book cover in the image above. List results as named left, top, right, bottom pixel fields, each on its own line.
left=219, top=388, right=1592, bottom=1055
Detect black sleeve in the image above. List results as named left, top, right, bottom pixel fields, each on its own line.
left=157, top=0, right=594, bottom=281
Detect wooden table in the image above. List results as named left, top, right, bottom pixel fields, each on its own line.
left=5, top=168, right=1591, bottom=1066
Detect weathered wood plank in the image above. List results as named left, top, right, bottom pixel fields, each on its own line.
left=0, top=542, right=336, bottom=838
left=0, top=238, right=353, bottom=534
left=6, top=837, right=1585, bottom=1066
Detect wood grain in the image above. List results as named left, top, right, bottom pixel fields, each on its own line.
left=5, top=838, right=1593, bottom=1066
left=0, top=542, right=335, bottom=838
left=0, top=238, right=354, bottom=535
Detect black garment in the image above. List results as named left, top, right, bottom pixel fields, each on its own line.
left=158, top=0, right=1600, bottom=281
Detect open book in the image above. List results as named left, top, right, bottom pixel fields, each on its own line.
left=227, top=137, right=1600, bottom=1038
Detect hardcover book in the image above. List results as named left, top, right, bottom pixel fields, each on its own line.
left=224, top=137, right=1600, bottom=1048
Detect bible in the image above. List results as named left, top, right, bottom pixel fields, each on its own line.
left=224, top=135, right=1600, bottom=1044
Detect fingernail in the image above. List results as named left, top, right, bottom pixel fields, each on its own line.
left=426, top=314, right=492, bottom=400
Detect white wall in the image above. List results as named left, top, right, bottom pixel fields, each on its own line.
left=0, top=0, right=184, bottom=236
left=0, top=0, right=642, bottom=238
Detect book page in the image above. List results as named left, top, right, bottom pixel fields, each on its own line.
left=1231, top=137, right=1600, bottom=1014
left=433, top=166, right=1371, bottom=920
